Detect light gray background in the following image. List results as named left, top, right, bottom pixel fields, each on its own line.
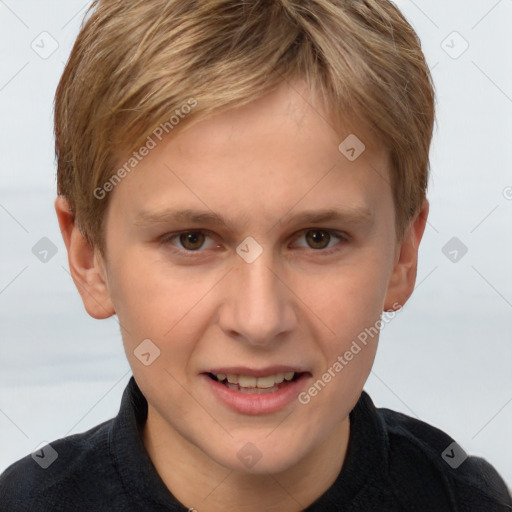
left=1, top=0, right=511, bottom=487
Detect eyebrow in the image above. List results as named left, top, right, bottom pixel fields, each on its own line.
left=133, top=206, right=374, bottom=231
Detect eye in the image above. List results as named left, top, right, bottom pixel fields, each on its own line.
left=160, top=230, right=219, bottom=252
left=159, top=228, right=348, bottom=256
left=292, top=229, right=348, bottom=252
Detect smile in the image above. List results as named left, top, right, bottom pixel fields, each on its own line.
left=202, top=371, right=311, bottom=415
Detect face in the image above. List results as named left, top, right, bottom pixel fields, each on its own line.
left=88, top=81, right=407, bottom=474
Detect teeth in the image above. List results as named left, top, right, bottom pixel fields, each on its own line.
left=238, top=375, right=257, bottom=387
left=255, top=375, right=276, bottom=389
left=214, top=372, right=296, bottom=388
left=232, top=383, right=279, bottom=394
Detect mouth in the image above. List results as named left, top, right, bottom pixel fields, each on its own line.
left=205, top=371, right=304, bottom=394
left=201, top=367, right=311, bottom=414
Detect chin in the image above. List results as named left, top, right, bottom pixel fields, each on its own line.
left=210, top=439, right=309, bottom=476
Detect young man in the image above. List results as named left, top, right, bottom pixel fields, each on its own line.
left=1, top=0, right=510, bottom=510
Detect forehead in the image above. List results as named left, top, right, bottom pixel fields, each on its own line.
left=107, top=80, right=392, bottom=231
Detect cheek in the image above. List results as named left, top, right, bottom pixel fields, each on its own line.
left=300, top=255, right=390, bottom=341
left=107, top=250, right=214, bottom=355
left=297, top=262, right=386, bottom=419
left=105, top=250, right=170, bottom=340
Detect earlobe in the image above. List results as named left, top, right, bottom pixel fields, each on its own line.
left=383, top=199, right=429, bottom=311
left=55, top=196, right=115, bottom=319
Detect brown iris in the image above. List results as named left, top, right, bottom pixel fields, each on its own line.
left=305, top=230, right=331, bottom=249
left=179, top=232, right=205, bottom=250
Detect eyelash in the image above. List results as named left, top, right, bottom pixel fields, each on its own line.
left=159, top=229, right=349, bottom=258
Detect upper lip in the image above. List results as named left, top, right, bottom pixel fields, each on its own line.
left=204, top=366, right=310, bottom=378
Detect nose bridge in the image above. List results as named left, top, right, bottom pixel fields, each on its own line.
left=224, top=245, right=296, bottom=345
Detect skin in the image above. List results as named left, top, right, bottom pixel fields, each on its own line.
left=56, top=80, right=428, bottom=512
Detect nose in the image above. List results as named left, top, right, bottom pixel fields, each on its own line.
left=218, top=246, right=297, bottom=348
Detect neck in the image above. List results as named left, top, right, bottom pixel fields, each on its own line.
left=142, top=408, right=350, bottom=512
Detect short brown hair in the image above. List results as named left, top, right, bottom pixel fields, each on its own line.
left=55, top=0, right=436, bottom=253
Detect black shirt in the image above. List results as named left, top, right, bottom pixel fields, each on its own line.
left=1, top=376, right=510, bottom=511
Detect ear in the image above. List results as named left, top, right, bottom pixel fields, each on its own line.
left=55, top=196, right=115, bottom=319
left=384, top=198, right=429, bottom=311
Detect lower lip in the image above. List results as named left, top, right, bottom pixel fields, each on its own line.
left=201, top=373, right=310, bottom=415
